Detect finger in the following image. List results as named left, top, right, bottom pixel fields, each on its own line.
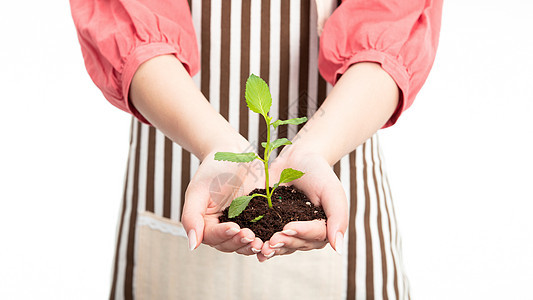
left=257, top=241, right=277, bottom=262
left=202, top=219, right=241, bottom=246
left=256, top=253, right=268, bottom=263
left=235, top=244, right=254, bottom=256
left=214, top=228, right=256, bottom=253
left=250, top=237, right=263, bottom=254
left=320, top=170, right=349, bottom=255
left=235, top=238, right=263, bottom=255
left=270, top=238, right=326, bottom=252
left=279, top=220, right=327, bottom=242
left=181, top=184, right=209, bottom=251
left=268, top=231, right=327, bottom=252
left=267, top=247, right=296, bottom=256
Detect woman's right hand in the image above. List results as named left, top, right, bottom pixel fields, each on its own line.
left=128, top=55, right=266, bottom=256
left=181, top=146, right=266, bottom=256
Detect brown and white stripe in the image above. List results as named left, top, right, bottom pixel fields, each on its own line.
left=109, top=1, right=410, bottom=299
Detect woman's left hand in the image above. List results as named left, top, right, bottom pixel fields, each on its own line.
left=256, top=146, right=348, bottom=262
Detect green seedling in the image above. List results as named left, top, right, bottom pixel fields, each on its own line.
left=214, top=74, right=307, bottom=218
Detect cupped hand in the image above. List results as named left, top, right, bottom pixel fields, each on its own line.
left=181, top=148, right=265, bottom=255
left=257, top=147, right=348, bottom=262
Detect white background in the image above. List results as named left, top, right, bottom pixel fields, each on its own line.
left=0, top=1, right=532, bottom=299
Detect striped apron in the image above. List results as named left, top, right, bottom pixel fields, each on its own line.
left=109, top=1, right=410, bottom=299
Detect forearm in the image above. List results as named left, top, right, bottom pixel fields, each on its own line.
left=286, top=62, right=399, bottom=165
left=130, top=55, right=249, bottom=161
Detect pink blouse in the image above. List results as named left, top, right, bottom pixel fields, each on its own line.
left=70, top=0, right=442, bottom=127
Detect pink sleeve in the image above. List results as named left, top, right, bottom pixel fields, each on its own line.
left=318, top=0, right=443, bottom=127
left=70, top=0, right=199, bottom=124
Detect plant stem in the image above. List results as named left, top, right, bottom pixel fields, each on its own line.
left=251, top=193, right=268, bottom=198
left=264, top=115, right=273, bottom=208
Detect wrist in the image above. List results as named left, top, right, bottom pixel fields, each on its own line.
left=278, top=140, right=333, bottom=167
left=280, top=119, right=341, bottom=166
left=199, top=133, right=252, bottom=162
left=130, top=55, right=252, bottom=162
left=279, top=62, right=399, bottom=166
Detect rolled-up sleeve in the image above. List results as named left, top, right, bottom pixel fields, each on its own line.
left=70, top=0, right=199, bottom=123
left=318, top=0, right=443, bottom=127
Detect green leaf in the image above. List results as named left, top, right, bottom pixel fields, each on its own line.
left=245, top=74, right=272, bottom=117
left=261, top=139, right=290, bottom=152
left=271, top=117, right=308, bottom=129
left=278, top=168, right=304, bottom=184
left=270, top=138, right=292, bottom=150
left=249, top=215, right=264, bottom=223
left=228, top=195, right=254, bottom=218
left=214, top=152, right=257, bottom=163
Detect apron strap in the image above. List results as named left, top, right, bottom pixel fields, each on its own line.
left=315, top=0, right=337, bottom=36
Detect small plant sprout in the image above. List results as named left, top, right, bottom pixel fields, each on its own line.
left=214, top=74, right=307, bottom=219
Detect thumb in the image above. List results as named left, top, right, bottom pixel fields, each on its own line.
left=321, top=171, right=349, bottom=255
left=181, top=184, right=208, bottom=251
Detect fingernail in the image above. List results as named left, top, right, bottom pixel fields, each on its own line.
left=264, top=251, right=275, bottom=258
left=270, top=242, right=284, bottom=248
left=188, top=230, right=197, bottom=251
left=225, top=227, right=239, bottom=236
left=241, top=237, right=254, bottom=243
left=282, top=229, right=297, bottom=236
left=335, top=232, right=344, bottom=255
left=251, top=248, right=261, bottom=254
